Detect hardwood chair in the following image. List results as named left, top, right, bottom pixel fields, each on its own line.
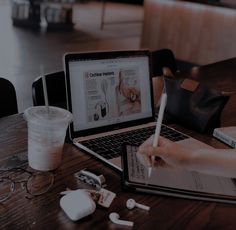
left=0, top=77, right=18, bottom=118
left=32, top=71, right=67, bottom=109
left=151, top=49, right=177, bottom=77
left=152, top=48, right=197, bottom=76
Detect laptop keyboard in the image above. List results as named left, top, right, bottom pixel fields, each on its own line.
left=80, top=125, right=188, bottom=160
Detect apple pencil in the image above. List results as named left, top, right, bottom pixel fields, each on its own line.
left=147, top=92, right=167, bottom=179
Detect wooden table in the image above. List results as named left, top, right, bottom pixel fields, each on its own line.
left=1, top=58, right=236, bottom=229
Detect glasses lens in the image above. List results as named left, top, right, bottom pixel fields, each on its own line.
left=0, top=178, right=14, bottom=202
left=27, top=173, right=54, bottom=196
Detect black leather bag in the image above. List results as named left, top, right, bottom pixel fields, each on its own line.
left=164, top=76, right=230, bottom=133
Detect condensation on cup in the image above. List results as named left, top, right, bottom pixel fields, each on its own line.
left=24, top=106, right=73, bottom=171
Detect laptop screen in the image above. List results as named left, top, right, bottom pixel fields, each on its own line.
left=64, top=50, right=154, bottom=138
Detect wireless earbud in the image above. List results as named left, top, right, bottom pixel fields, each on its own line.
left=109, top=212, right=134, bottom=227
left=126, top=198, right=150, bottom=211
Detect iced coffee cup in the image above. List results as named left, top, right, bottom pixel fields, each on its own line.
left=24, top=106, right=73, bottom=171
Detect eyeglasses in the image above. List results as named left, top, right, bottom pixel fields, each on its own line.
left=0, top=168, right=54, bottom=203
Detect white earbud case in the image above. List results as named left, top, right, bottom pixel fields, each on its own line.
left=60, top=190, right=96, bottom=221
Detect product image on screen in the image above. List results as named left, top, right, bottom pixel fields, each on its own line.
left=68, top=55, right=152, bottom=132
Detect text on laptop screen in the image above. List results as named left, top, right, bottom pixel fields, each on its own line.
left=68, top=55, right=153, bottom=132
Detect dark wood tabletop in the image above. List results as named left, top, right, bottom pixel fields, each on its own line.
left=1, top=58, right=236, bottom=229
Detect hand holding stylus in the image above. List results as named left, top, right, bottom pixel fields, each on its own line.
left=148, top=92, right=167, bottom=178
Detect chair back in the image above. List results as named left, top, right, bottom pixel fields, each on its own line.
left=0, top=77, right=18, bottom=118
left=151, top=49, right=177, bottom=77
left=32, top=71, right=67, bottom=109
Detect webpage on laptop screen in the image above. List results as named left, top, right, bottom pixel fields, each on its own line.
left=68, top=56, right=152, bottom=132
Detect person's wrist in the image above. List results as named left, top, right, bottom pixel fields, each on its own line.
left=184, top=148, right=202, bottom=171
left=171, top=144, right=193, bottom=169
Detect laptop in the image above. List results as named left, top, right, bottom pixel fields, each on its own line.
left=64, top=50, right=211, bottom=172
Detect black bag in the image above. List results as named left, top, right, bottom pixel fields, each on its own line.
left=164, top=76, right=230, bottom=133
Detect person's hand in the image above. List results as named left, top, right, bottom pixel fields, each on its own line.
left=137, top=136, right=192, bottom=169
left=138, top=135, right=236, bottom=178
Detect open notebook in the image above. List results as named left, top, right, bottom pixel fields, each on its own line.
left=64, top=50, right=211, bottom=171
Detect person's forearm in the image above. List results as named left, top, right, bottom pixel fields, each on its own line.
left=188, top=148, right=236, bottom=178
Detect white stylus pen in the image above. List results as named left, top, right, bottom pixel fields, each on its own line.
left=148, top=92, right=167, bottom=178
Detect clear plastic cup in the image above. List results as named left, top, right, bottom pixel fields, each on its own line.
left=24, top=106, right=73, bottom=171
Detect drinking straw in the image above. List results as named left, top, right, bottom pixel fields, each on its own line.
left=41, top=65, right=49, bottom=112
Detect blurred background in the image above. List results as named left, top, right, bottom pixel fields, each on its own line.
left=0, top=0, right=143, bottom=112
left=0, top=0, right=235, bottom=112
